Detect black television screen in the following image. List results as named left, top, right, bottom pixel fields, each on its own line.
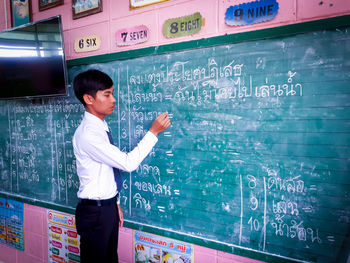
left=0, top=16, right=68, bottom=99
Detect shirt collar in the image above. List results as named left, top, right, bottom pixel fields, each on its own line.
left=84, top=111, right=109, bottom=132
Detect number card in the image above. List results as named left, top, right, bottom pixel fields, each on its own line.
left=74, top=34, right=101, bottom=53
left=163, top=12, right=203, bottom=38
left=134, top=231, right=194, bottom=263
left=225, top=0, right=279, bottom=26
left=116, top=25, right=149, bottom=46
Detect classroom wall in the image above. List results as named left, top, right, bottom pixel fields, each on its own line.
left=1, top=0, right=350, bottom=60
left=0, top=0, right=350, bottom=262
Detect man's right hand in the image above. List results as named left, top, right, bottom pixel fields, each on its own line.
left=149, top=112, right=171, bottom=136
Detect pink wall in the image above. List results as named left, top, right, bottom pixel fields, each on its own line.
left=1, top=0, right=350, bottom=60
left=0, top=0, right=350, bottom=262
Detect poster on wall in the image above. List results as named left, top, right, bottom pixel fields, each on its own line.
left=10, top=0, right=32, bottom=27
left=134, top=231, right=194, bottom=263
left=47, top=210, right=80, bottom=263
left=0, top=198, right=24, bottom=251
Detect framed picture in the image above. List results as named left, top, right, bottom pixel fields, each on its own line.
left=10, top=0, right=32, bottom=27
left=72, top=0, right=102, bottom=20
left=39, top=0, right=64, bottom=12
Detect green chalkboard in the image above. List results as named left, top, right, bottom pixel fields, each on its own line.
left=1, top=15, right=350, bottom=262
left=0, top=96, right=83, bottom=209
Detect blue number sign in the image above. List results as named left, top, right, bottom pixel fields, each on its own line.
left=225, top=0, right=279, bottom=26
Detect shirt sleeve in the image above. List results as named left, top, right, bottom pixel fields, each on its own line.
left=78, top=129, right=158, bottom=173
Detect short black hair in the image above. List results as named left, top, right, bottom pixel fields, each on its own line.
left=73, top=69, right=113, bottom=106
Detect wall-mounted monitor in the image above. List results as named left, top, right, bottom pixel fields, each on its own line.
left=0, top=15, right=68, bottom=99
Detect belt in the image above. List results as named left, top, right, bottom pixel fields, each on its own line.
left=79, top=194, right=118, bottom=207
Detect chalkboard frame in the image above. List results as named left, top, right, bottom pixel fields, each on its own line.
left=1, top=14, right=349, bottom=263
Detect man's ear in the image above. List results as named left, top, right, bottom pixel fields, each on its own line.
left=83, top=94, right=94, bottom=105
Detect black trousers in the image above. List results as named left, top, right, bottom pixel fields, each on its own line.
left=75, top=200, right=119, bottom=263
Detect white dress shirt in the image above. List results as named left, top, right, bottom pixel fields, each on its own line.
left=73, top=111, right=158, bottom=200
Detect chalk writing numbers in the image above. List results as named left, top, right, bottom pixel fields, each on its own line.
left=121, top=128, right=127, bottom=139
left=120, top=110, right=126, bottom=121
left=247, top=174, right=257, bottom=189
left=243, top=173, right=265, bottom=249
left=250, top=195, right=258, bottom=211
left=248, top=217, right=260, bottom=231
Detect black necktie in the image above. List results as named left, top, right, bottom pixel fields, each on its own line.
left=106, top=130, right=122, bottom=193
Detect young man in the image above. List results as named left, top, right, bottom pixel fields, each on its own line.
left=72, top=69, right=171, bottom=263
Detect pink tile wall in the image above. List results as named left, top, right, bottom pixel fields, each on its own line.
left=23, top=204, right=48, bottom=263
left=195, top=246, right=218, bottom=262
left=118, top=227, right=134, bottom=263
left=0, top=244, right=16, bottom=263
left=0, top=0, right=6, bottom=29
left=1, top=0, right=345, bottom=59
left=297, top=0, right=350, bottom=20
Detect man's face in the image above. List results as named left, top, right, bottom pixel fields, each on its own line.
left=86, top=87, right=116, bottom=120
